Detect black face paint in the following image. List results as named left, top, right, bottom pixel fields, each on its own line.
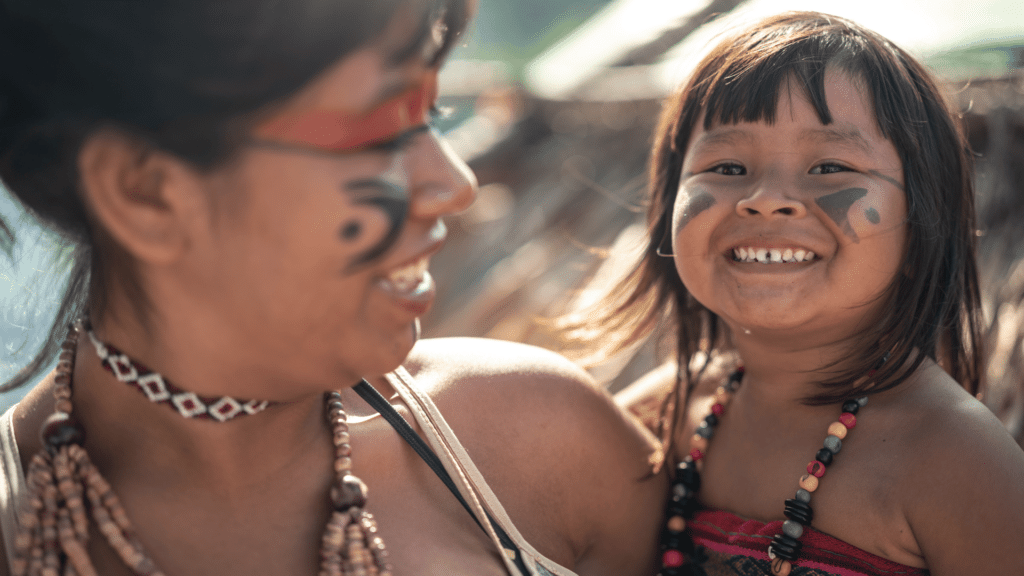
left=340, top=221, right=363, bottom=241
left=869, top=170, right=904, bottom=191
left=865, top=207, right=880, bottom=224
left=342, top=179, right=410, bottom=271
left=676, top=192, right=716, bottom=230
left=815, top=187, right=867, bottom=242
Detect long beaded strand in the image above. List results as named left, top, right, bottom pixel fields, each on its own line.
left=657, top=366, right=869, bottom=576
left=13, top=322, right=392, bottom=576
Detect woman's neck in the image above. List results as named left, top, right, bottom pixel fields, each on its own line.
left=69, top=326, right=333, bottom=493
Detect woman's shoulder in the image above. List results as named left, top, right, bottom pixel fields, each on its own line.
left=402, top=337, right=666, bottom=576
left=402, top=336, right=651, bottom=449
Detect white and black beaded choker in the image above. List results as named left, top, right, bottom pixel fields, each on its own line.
left=85, top=322, right=273, bottom=421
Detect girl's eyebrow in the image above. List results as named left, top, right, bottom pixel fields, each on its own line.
left=797, top=126, right=872, bottom=154
left=690, top=128, right=755, bottom=150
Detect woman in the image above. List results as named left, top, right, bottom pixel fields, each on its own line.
left=0, top=1, right=665, bottom=574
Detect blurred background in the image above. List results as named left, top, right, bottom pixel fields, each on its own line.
left=2, top=0, right=1023, bottom=445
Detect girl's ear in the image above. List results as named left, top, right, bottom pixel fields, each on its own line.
left=77, top=129, right=209, bottom=266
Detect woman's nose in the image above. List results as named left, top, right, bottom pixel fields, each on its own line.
left=735, top=177, right=808, bottom=218
left=405, top=129, right=478, bottom=218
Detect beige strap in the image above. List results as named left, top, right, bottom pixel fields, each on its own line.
left=385, top=367, right=577, bottom=576
left=0, top=405, right=25, bottom=573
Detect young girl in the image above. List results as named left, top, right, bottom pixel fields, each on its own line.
left=567, top=11, right=1024, bottom=576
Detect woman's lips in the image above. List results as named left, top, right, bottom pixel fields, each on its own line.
left=376, top=256, right=435, bottom=312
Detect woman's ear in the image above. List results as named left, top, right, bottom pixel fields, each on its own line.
left=77, top=128, right=208, bottom=266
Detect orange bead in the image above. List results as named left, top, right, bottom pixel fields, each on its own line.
left=799, top=473, right=819, bottom=492
left=714, top=386, right=731, bottom=405
left=827, top=422, right=848, bottom=439
left=691, top=434, right=708, bottom=453
left=667, top=516, right=686, bottom=532
left=771, top=557, right=792, bottom=576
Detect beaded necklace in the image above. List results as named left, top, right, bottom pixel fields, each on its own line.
left=13, top=321, right=392, bottom=576
left=658, top=366, right=868, bottom=576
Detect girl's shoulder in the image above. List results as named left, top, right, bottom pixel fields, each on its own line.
left=870, top=358, right=1024, bottom=574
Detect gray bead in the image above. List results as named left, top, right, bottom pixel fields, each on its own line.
left=672, top=484, right=690, bottom=499
left=696, top=423, right=714, bottom=439
left=795, top=489, right=812, bottom=503
left=824, top=435, right=842, bottom=454
left=857, top=396, right=869, bottom=406
left=782, top=520, right=804, bottom=539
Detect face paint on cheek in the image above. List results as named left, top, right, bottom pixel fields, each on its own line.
left=675, top=191, right=717, bottom=231
left=869, top=169, right=905, bottom=191
left=865, top=207, right=881, bottom=224
left=815, top=187, right=867, bottom=242
left=341, top=181, right=410, bottom=272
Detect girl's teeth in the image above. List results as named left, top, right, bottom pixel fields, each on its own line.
left=731, top=247, right=817, bottom=263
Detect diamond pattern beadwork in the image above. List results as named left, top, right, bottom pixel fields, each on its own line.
left=86, top=324, right=274, bottom=421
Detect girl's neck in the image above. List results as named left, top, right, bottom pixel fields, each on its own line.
left=728, top=331, right=855, bottom=411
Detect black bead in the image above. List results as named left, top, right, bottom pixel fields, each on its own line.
left=815, top=448, right=834, bottom=466
left=770, top=533, right=802, bottom=560
left=704, top=413, right=718, bottom=427
left=675, top=462, right=701, bottom=491
left=842, top=399, right=860, bottom=414
left=784, top=499, right=814, bottom=525
left=660, top=569, right=681, bottom=576
left=40, top=413, right=86, bottom=454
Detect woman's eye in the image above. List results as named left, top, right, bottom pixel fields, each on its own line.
left=710, top=163, right=745, bottom=176
left=810, top=163, right=849, bottom=175
left=429, top=104, right=454, bottom=124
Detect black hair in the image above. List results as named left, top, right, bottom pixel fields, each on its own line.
left=0, top=0, right=470, bottom=391
left=565, top=11, right=982, bottom=453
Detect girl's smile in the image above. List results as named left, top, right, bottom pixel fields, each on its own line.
left=671, top=70, right=907, bottom=341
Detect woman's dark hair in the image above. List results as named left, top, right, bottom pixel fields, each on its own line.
left=0, top=0, right=470, bottom=391
left=566, top=11, right=982, bottom=449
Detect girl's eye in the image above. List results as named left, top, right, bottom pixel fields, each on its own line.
left=710, top=163, right=746, bottom=176
left=810, top=163, right=849, bottom=175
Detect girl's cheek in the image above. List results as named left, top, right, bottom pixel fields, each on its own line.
left=672, top=186, right=718, bottom=236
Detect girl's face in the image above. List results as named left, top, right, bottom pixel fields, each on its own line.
left=177, top=11, right=477, bottom=394
left=671, top=70, right=906, bottom=344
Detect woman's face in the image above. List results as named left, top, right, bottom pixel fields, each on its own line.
left=670, top=70, right=907, bottom=345
left=179, top=11, right=477, bottom=393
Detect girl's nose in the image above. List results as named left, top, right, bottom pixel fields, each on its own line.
left=735, top=178, right=808, bottom=219
left=405, top=129, right=477, bottom=218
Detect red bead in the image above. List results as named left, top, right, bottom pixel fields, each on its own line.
left=807, top=461, right=826, bottom=478
left=839, top=412, right=857, bottom=429
left=690, top=448, right=704, bottom=461
left=736, top=365, right=745, bottom=373
left=711, top=403, right=724, bottom=416
left=662, top=550, right=685, bottom=568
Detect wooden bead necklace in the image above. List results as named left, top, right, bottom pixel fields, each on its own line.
left=657, top=366, right=868, bottom=576
left=13, top=321, right=392, bottom=576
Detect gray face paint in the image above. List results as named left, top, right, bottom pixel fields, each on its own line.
left=869, top=169, right=905, bottom=191
left=341, top=179, right=410, bottom=271
left=815, top=187, right=867, bottom=242
left=865, top=207, right=880, bottom=224
left=676, top=191, right=717, bottom=231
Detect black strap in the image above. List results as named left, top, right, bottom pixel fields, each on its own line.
left=353, top=380, right=531, bottom=575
